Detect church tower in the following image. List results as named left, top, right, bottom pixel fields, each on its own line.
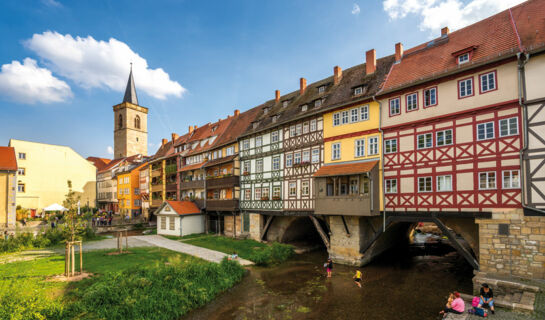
left=113, top=66, right=148, bottom=159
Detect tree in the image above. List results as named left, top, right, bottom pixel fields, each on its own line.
left=62, top=180, right=85, bottom=242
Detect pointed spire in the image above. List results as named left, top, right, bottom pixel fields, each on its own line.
left=123, top=63, right=139, bottom=105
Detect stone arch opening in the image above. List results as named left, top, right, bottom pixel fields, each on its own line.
left=118, top=114, right=123, bottom=129
left=135, top=115, right=141, bottom=129
left=281, top=217, right=324, bottom=248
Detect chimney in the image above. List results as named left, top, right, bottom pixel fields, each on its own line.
left=194, top=125, right=198, bottom=131
left=171, top=133, right=179, bottom=142
left=188, top=126, right=194, bottom=134
left=275, top=90, right=280, bottom=102
left=441, top=26, right=449, bottom=37
left=300, top=77, right=307, bottom=95
left=366, top=49, right=376, bottom=74
left=333, top=66, right=342, bottom=85
left=395, top=42, right=404, bottom=62
left=162, top=138, right=168, bottom=146
left=234, top=109, right=240, bottom=116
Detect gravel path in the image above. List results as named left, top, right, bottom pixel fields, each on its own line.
left=131, top=235, right=254, bottom=266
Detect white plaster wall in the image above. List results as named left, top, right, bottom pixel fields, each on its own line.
left=181, top=215, right=205, bottom=236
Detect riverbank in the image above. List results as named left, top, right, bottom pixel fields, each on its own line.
left=0, top=247, right=245, bottom=319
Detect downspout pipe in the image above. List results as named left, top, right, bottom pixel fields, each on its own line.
left=373, top=95, right=387, bottom=230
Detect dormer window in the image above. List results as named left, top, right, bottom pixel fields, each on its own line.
left=301, top=105, right=308, bottom=112
left=354, top=87, right=363, bottom=96
left=211, top=125, right=218, bottom=132
left=282, top=100, right=289, bottom=108
left=318, top=85, right=326, bottom=93
left=458, top=53, right=469, bottom=64
left=263, top=107, right=270, bottom=115
left=252, top=121, right=260, bottom=129
left=314, top=99, right=322, bottom=107
left=272, top=114, right=279, bottom=123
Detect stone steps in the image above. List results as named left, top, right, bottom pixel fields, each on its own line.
left=459, top=292, right=535, bottom=312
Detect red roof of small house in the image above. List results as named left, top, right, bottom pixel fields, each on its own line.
left=0, top=147, right=17, bottom=171
left=313, top=160, right=378, bottom=177
left=166, top=200, right=201, bottom=215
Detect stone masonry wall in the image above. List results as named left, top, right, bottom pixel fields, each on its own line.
left=223, top=214, right=242, bottom=238
left=249, top=213, right=264, bottom=241
left=476, top=209, right=545, bottom=280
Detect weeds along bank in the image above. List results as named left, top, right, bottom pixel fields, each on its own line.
left=0, top=248, right=245, bottom=320
left=0, top=227, right=101, bottom=253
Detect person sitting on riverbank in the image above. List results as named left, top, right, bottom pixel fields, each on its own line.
left=478, top=283, right=495, bottom=314
left=228, top=252, right=238, bottom=260
left=439, top=292, right=464, bottom=318
left=353, top=269, right=362, bottom=288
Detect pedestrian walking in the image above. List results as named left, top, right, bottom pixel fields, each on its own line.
left=21, top=218, right=26, bottom=226
left=353, top=269, right=363, bottom=288
left=324, top=258, right=333, bottom=278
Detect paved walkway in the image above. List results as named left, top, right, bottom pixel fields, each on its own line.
left=132, top=235, right=254, bottom=266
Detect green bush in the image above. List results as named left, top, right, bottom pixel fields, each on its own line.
left=0, top=282, right=65, bottom=320
left=249, top=242, right=294, bottom=266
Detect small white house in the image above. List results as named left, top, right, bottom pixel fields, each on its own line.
left=154, top=201, right=204, bottom=237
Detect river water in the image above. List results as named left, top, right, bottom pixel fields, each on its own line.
left=185, top=242, right=473, bottom=320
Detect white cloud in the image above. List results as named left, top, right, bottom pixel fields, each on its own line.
left=42, top=0, right=62, bottom=7
left=0, top=58, right=72, bottom=104
left=383, top=0, right=525, bottom=33
left=25, top=31, right=185, bottom=100
left=107, top=146, right=114, bottom=155
left=352, top=4, right=361, bottom=15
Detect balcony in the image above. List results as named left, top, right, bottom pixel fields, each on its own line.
left=206, top=175, right=239, bottom=189
left=151, top=184, right=163, bottom=192
left=166, top=183, right=177, bottom=192
left=151, top=198, right=163, bottom=208
left=315, top=194, right=376, bottom=216
left=180, top=179, right=205, bottom=190
left=151, top=169, right=162, bottom=178
left=206, top=199, right=239, bottom=211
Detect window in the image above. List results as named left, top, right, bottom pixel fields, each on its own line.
left=126, top=200, right=130, bottom=206
left=290, top=125, right=296, bottom=137
left=406, top=93, right=418, bottom=111
left=134, top=115, right=141, bottom=129
left=18, top=153, right=26, bottom=160
left=355, top=139, right=365, bottom=157
left=350, top=178, right=359, bottom=194
left=458, top=53, right=469, bottom=64
left=479, top=172, right=496, bottom=190
left=384, top=139, right=397, bottom=154
left=423, top=87, right=437, bottom=107
left=168, top=216, right=175, bottom=230
left=477, top=122, right=494, bottom=140
left=226, top=146, right=235, bottom=156
left=302, top=150, right=310, bottom=163
left=368, top=137, right=378, bottom=155
left=160, top=216, right=166, bottom=230
left=480, top=71, right=496, bottom=93
left=134, top=199, right=141, bottom=206
left=314, top=99, right=321, bottom=107
left=354, top=87, right=363, bottom=95
left=458, top=78, right=473, bottom=98
left=256, top=136, right=263, bottom=147
left=244, top=189, right=251, bottom=200
left=418, top=177, right=432, bottom=192
left=17, top=183, right=25, bottom=193
left=351, top=108, right=359, bottom=123
left=341, top=111, right=349, bottom=124
left=17, top=168, right=25, bottom=175
left=283, top=100, right=289, bottom=108
left=436, top=129, right=453, bottom=146
left=255, top=187, right=262, bottom=200
left=243, top=161, right=251, bottom=174
left=302, top=104, right=308, bottom=111
left=296, top=124, right=302, bottom=136
left=272, top=156, right=280, bottom=170
left=333, top=113, right=340, bottom=126
left=289, top=182, right=297, bottom=197
left=286, top=154, right=293, bottom=167
left=500, top=117, right=518, bottom=137
left=389, top=98, right=400, bottom=116
left=312, top=149, right=320, bottom=163
left=503, top=170, right=520, bottom=189
left=417, top=133, right=433, bottom=149
left=262, top=187, right=269, bottom=199
left=256, top=159, right=263, bottom=173
left=318, top=85, right=326, bottom=93
left=360, top=105, right=369, bottom=121
left=134, top=188, right=140, bottom=195
left=294, top=152, right=301, bottom=164
left=385, top=179, right=397, bottom=194
left=437, top=175, right=452, bottom=192
left=243, top=139, right=250, bottom=150
left=332, top=143, right=341, bottom=160
left=301, top=181, right=310, bottom=196
left=310, top=119, right=317, bottom=131
left=118, top=114, right=123, bottom=129
left=303, top=122, right=309, bottom=134
left=273, top=186, right=281, bottom=199
left=271, top=130, right=279, bottom=143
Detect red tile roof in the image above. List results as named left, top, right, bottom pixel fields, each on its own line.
left=87, top=157, right=112, bottom=171
left=179, top=162, right=205, bottom=172
left=0, top=147, right=17, bottom=171
left=166, top=200, right=201, bottom=215
left=380, top=1, right=535, bottom=92
left=313, top=160, right=378, bottom=177
left=511, top=0, right=545, bottom=53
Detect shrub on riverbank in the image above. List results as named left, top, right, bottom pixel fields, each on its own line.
left=248, top=242, right=294, bottom=266
left=0, top=227, right=101, bottom=253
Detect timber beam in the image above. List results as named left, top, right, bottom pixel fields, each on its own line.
left=260, top=215, right=275, bottom=241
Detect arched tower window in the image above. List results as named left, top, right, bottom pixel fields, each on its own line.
left=118, top=114, right=123, bottom=129
left=135, top=115, right=141, bottom=129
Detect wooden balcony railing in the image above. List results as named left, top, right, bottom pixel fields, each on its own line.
left=180, top=180, right=205, bottom=190
left=206, top=175, right=239, bottom=189
left=205, top=199, right=239, bottom=212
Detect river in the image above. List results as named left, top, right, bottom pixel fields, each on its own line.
left=185, top=240, right=473, bottom=320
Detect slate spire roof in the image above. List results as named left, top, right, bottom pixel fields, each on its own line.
left=123, top=63, right=139, bottom=105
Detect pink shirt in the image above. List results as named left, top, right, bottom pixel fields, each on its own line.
left=451, top=298, right=465, bottom=312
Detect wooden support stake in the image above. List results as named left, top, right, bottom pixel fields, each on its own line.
left=125, top=230, right=128, bottom=251
left=65, top=243, right=69, bottom=276
left=71, top=244, right=75, bottom=277
left=79, top=241, right=82, bottom=274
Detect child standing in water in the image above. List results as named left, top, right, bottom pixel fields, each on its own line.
left=325, top=258, right=333, bottom=278
left=353, top=269, right=362, bottom=288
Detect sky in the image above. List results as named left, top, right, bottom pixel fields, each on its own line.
left=0, top=0, right=525, bottom=159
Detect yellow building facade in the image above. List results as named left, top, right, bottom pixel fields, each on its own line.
left=8, top=139, right=96, bottom=214
left=117, top=162, right=146, bottom=217
left=322, top=101, right=384, bottom=209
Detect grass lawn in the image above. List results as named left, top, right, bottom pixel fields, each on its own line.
left=0, top=247, right=245, bottom=320
left=183, top=234, right=267, bottom=259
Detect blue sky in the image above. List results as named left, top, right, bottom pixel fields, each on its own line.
left=0, top=0, right=523, bottom=158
